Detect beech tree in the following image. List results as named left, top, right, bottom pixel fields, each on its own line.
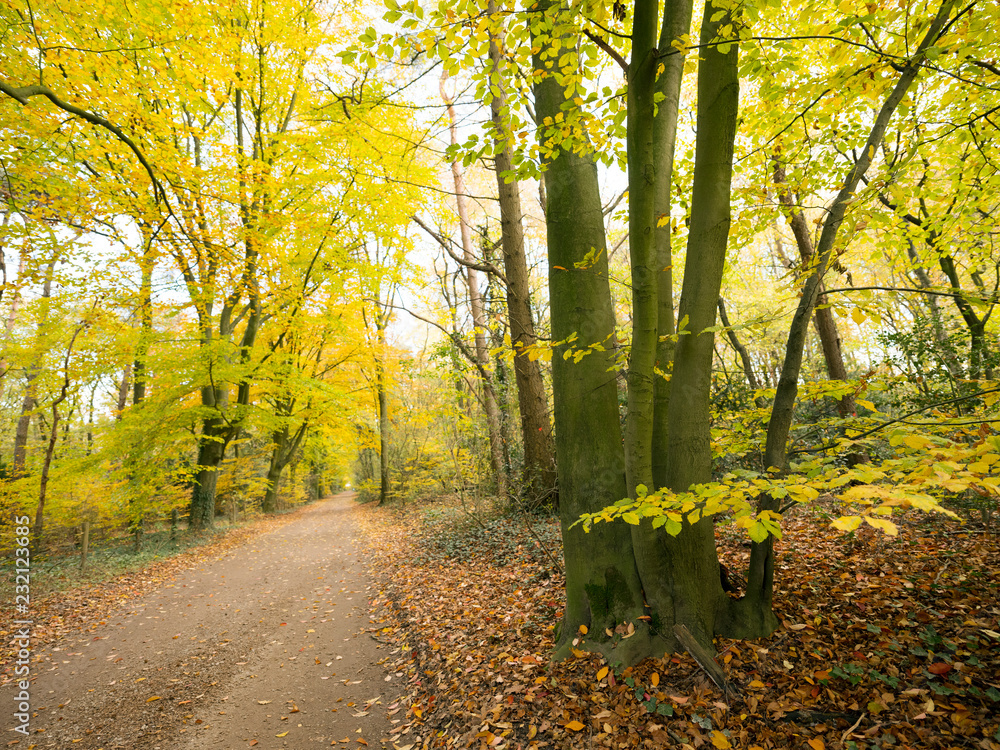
left=537, top=0, right=974, bottom=664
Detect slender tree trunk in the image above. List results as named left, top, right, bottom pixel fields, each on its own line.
left=906, top=240, right=963, bottom=381
left=772, top=162, right=856, bottom=417
left=133, top=232, right=154, bottom=405
left=718, top=297, right=767, bottom=408
left=440, top=71, right=508, bottom=496
left=650, top=0, right=692, bottom=490
left=748, top=0, right=958, bottom=618
left=12, top=257, right=57, bottom=478
left=938, top=249, right=990, bottom=380
left=34, top=321, right=84, bottom=554
left=486, top=1, right=556, bottom=506
left=376, top=329, right=391, bottom=506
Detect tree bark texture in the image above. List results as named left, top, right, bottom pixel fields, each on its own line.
left=751, top=0, right=959, bottom=620
left=623, top=0, right=661, bottom=498
left=650, top=0, right=693, bottom=490
left=772, top=162, right=856, bottom=417
left=440, top=70, right=508, bottom=495
left=532, top=0, right=650, bottom=664
left=487, top=1, right=557, bottom=505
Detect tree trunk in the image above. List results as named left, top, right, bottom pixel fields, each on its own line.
left=12, top=257, right=57, bottom=478
left=748, top=0, right=958, bottom=617
left=190, top=392, right=227, bottom=530
left=656, top=3, right=767, bottom=646
left=263, top=423, right=308, bottom=513
left=532, top=0, right=649, bottom=664
left=772, top=162, right=856, bottom=417
left=486, top=2, right=556, bottom=506
left=650, top=0, right=692, bottom=490
left=440, top=71, right=508, bottom=496
left=623, top=0, right=661, bottom=498
left=33, top=321, right=84, bottom=555
left=133, top=231, right=154, bottom=405
left=376, top=337, right=391, bottom=506
left=905, top=240, right=963, bottom=382
left=718, top=297, right=767, bottom=408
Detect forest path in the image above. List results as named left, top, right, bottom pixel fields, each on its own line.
left=19, top=492, right=397, bottom=750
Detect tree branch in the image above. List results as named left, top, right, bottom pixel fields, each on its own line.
left=583, top=30, right=628, bottom=73
left=0, top=80, right=167, bottom=203
left=411, top=215, right=507, bottom=284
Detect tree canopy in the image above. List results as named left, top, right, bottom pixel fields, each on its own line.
left=2, top=0, right=998, bottom=667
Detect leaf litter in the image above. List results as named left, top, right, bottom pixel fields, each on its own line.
left=357, top=496, right=1000, bottom=749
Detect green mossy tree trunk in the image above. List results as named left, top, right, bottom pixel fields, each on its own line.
left=532, top=0, right=649, bottom=663
left=650, top=0, right=692, bottom=489
left=263, top=421, right=308, bottom=513
left=622, top=0, right=660, bottom=498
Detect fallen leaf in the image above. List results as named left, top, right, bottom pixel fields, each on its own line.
left=710, top=730, right=731, bottom=749
left=565, top=720, right=585, bottom=731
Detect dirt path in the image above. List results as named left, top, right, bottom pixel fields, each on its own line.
left=8, top=493, right=400, bottom=750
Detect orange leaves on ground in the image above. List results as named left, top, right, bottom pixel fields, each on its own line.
left=355, top=495, right=1000, bottom=750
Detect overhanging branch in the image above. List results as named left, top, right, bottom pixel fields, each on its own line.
left=0, top=80, right=167, bottom=204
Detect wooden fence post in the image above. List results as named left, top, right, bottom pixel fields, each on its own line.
left=80, top=521, right=90, bottom=571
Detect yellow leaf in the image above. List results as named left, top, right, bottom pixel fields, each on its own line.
left=851, top=307, right=866, bottom=325
left=832, top=516, right=863, bottom=532
left=528, top=725, right=537, bottom=739
left=579, top=624, right=588, bottom=635
left=146, top=696, right=161, bottom=702
left=903, top=435, right=929, bottom=450
left=656, top=214, right=669, bottom=227
left=596, top=666, right=609, bottom=680
left=711, top=730, right=732, bottom=749
left=650, top=672, right=660, bottom=687
left=807, top=739, right=825, bottom=750
left=276, top=731, right=288, bottom=737
left=565, top=720, right=586, bottom=731
left=864, top=516, right=898, bottom=536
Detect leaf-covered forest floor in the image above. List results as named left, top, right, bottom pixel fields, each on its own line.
left=357, top=495, right=1000, bottom=750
